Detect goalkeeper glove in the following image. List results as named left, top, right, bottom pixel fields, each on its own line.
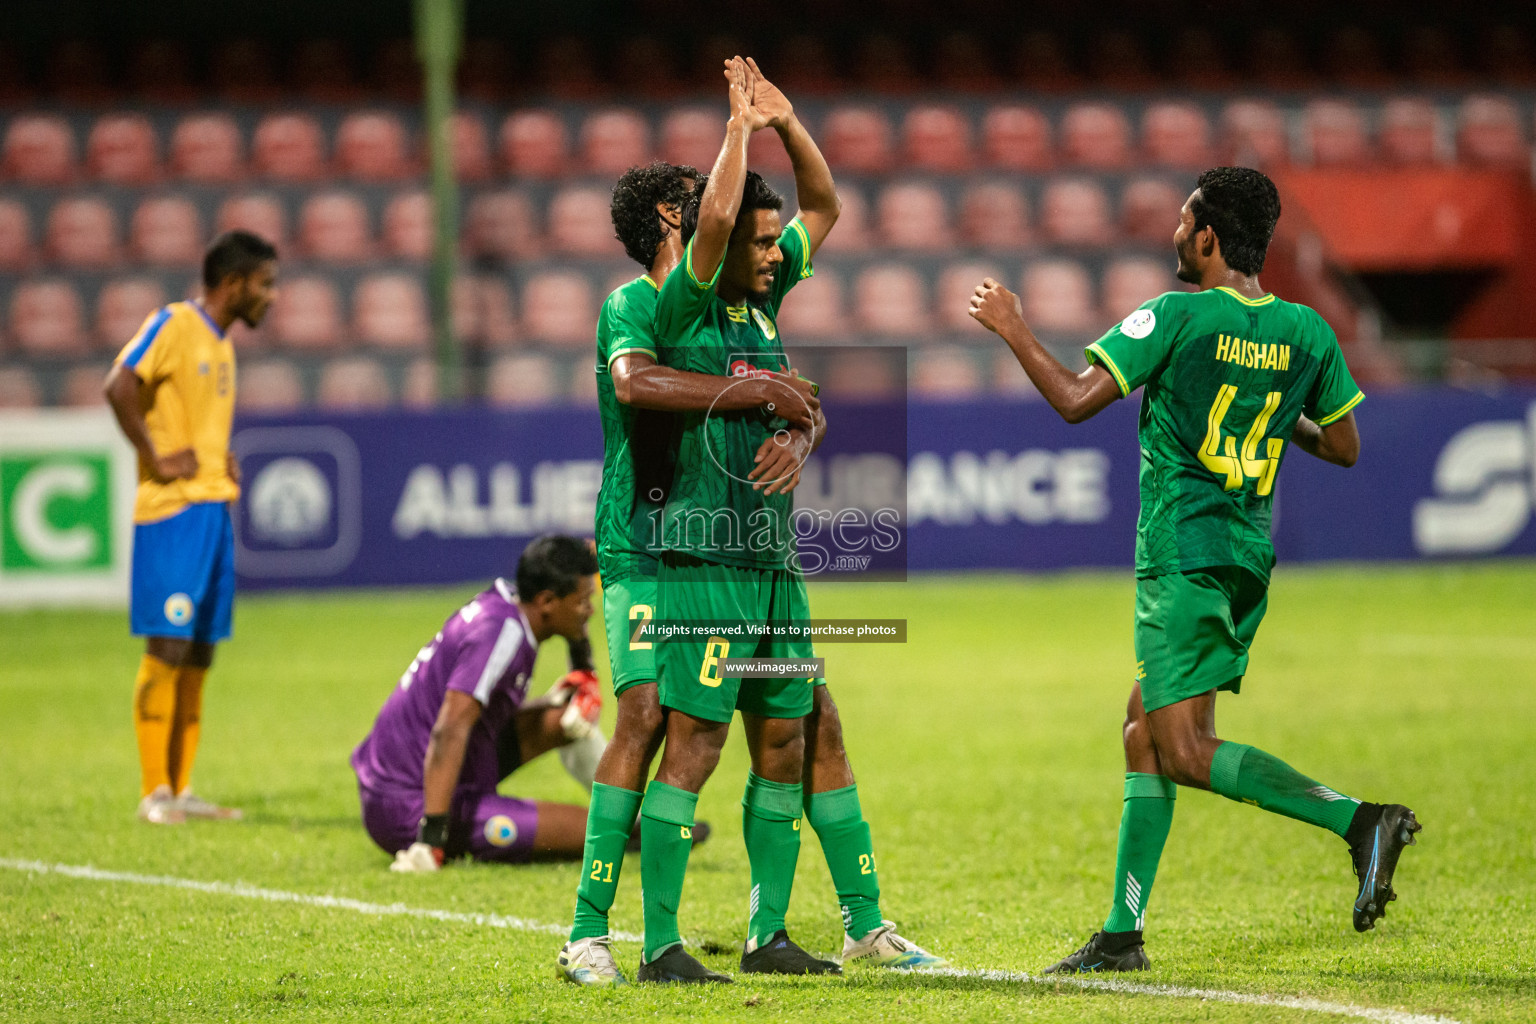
left=390, top=814, right=448, bottom=872
left=547, top=669, right=602, bottom=740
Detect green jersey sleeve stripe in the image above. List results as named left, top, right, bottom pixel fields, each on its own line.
left=606, top=345, right=657, bottom=369
left=1086, top=342, right=1131, bottom=396
left=789, top=217, right=813, bottom=279
left=1315, top=390, right=1364, bottom=426
left=683, top=236, right=722, bottom=290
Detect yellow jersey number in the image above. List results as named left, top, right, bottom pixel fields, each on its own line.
left=698, top=637, right=729, bottom=688
left=1199, top=385, right=1284, bottom=496
left=628, top=603, right=653, bottom=650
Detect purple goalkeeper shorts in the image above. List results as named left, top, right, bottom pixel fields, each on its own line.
left=357, top=784, right=539, bottom=864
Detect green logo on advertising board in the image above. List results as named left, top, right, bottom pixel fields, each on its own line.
left=0, top=452, right=113, bottom=571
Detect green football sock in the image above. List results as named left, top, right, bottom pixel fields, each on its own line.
left=806, top=785, right=884, bottom=939
left=639, top=780, right=698, bottom=961
left=1209, top=741, right=1360, bottom=837
left=1103, top=773, right=1176, bottom=933
left=569, top=782, right=643, bottom=943
left=743, top=773, right=804, bottom=948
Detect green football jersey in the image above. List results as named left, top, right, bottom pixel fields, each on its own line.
left=1086, top=286, right=1363, bottom=582
left=652, top=216, right=815, bottom=570
left=593, top=275, right=677, bottom=583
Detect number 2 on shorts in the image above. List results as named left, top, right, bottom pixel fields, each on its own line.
left=628, top=603, right=653, bottom=650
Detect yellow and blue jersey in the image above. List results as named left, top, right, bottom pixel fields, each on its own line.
left=115, top=301, right=239, bottom=524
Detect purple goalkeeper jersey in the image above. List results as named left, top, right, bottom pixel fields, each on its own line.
left=351, top=579, right=537, bottom=798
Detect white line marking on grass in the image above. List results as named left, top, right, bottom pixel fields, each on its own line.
left=3, top=859, right=1460, bottom=1024
left=0, top=858, right=642, bottom=943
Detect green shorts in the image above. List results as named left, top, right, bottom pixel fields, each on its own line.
left=656, top=553, right=819, bottom=724
left=602, top=577, right=658, bottom=697
left=1134, top=566, right=1269, bottom=713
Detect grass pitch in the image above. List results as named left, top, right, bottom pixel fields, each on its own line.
left=2, top=563, right=1534, bottom=1023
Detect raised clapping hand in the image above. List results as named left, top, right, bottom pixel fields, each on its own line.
left=725, top=56, right=772, bottom=133
left=968, top=277, right=1029, bottom=338
left=743, top=57, right=793, bottom=130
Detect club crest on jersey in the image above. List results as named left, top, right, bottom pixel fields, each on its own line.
left=1120, top=309, right=1156, bottom=339
left=484, top=814, right=518, bottom=848
left=164, top=593, right=194, bottom=626
left=751, top=307, right=777, bottom=340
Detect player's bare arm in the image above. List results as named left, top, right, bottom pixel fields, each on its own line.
left=746, top=57, right=840, bottom=255
left=610, top=352, right=819, bottom=431
left=422, top=689, right=481, bottom=818
left=103, top=363, right=198, bottom=482
left=1291, top=412, right=1360, bottom=468
left=689, top=57, right=771, bottom=284
left=969, top=277, right=1121, bottom=424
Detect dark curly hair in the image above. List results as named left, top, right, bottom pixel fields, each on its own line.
left=680, top=170, right=785, bottom=244
left=610, top=161, right=699, bottom=268
left=1190, top=167, right=1281, bottom=276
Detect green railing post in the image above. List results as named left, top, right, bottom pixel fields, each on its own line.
left=415, top=0, right=464, bottom=403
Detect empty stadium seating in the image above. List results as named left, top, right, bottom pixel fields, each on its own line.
left=171, top=114, right=245, bottom=184
left=854, top=264, right=929, bottom=337
left=130, top=198, right=202, bottom=268
left=216, top=194, right=289, bottom=249
left=317, top=356, right=393, bottom=410
left=3, top=115, right=76, bottom=184
left=0, top=200, right=34, bottom=271
left=237, top=360, right=306, bottom=412
left=95, top=278, right=168, bottom=349
left=46, top=198, right=119, bottom=269
left=269, top=275, right=345, bottom=350
left=298, top=192, right=373, bottom=263
left=1021, top=260, right=1097, bottom=334
left=354, top=273, right=429, bottom=350
left=11, top=281, right=88, bottom=357
left=87, top=115, right=161, bottom=186
left=488, top=353, right=561, bottom=407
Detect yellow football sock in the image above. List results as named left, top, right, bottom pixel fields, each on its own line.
left=133, top=655, right=178, bottom=798
left=169, top=666, right=207, bottom=796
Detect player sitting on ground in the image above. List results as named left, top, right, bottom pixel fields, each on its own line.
left=351, top=535, right=619, bottom=869
left=969, top=167, right=1421, bottom=972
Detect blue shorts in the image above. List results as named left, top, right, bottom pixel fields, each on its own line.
left=130, top=502, right=236, bottom=643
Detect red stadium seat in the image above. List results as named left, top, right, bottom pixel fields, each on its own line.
left=383, top=192, right=432, bottom=262
left=1482, top=25, right=1536, bottom=86
left=459, top=39, right=513, bottom=102
left=935, top=262, right=1004, bottom=333
left=614, top=36, right=684, bottom=101
left=216, top=194, right=289, bottom=250
left=466, top=190, right=541, bottom=261
left=317, top=356, right=393, bottom=410
left=912, top=348, right=982, bottom=398
left=981, top=105, right=1053, bottom=171
left=401, top=358, right=438, bottom=410
left=1221, top=100, right=1289, bottom=167
left=522, top=272, right=596, bottom=347
left=853, top=34, right=916, bottom=95
left=372, top=39, right=421, bottom=104
left=10, top=281, right=88, bottom=356
left=1323, top=27, right=1391, bottom=90
left=773, top=267, right=846, bottom=339
left=353, top=272, right=429, bottom=350
left=3, top=115, right=77, bottom=185
left=877, top=183, right=953, bottom=251
left=269, top=275, right=345, bottom=350
left=580, top=109, right=650, bottom=177
left=46, top=40, right=112, bottom=106
left=210, top=38, right=282, bottom=104
left=46, top=197, right=120, bottom=269
left=237, top=360, right=306, bottom=413
left=822, top=106, right=894, bottom=174
left=903, top=105, right=974, bottom=172
left=0, top=200, right=35, bottom=271
left=0, top=41, right=31, bottom=107
left=1121, top=177, right=1185, bottom=246
left=959, top=182, right=1030, bottom=250
left=1456, top=95, right=1528, bottom=168
left=992, top=349, right=1042, bottom=399
left=1304, top=100, right=1372, bottom=167
left=538, top=36, right=603, bottom=100
left=1168, top=28, right=1239, bottom=91
left=748, top=128, right=795, bottom=175
left=252, top=113, right=328, bottom=181
left=1142, top=102, right=1213, bottom=169
left=854, top=264, right=929, bottom=337
left=86, top=114, right=161, bottom=185
left=1249, top=28, right=1320, bottom=91
left=0, top=367, right=42, bottom=409
left=814, top=184, right=870, bottom=254
left=130, top=197, right=202, bottom=268
left=1011, top=31, right=1084, bottom=93
left=1060, top=103, right=1133, bottom=169
left=487, top=354, right=561, bottom=407
left=170, top=114, right=245, bottom=183
left=96, top=277, right=169, bottom=349
left=500, top=110, right=568, bottom=178
left=447, top=112, right=493, bottom=182
left=1403, top=26, right=1471, bottom=88
left=293, top=38, right=362, bottom=104
left=298, top=191, right=373, bottom=264
left=453, top=275, right=518, bottom=348
left=823, top=350, right=899, bottom=400
left=549, top=186, right=620, bottom=258
left=933, top=32, right=1001, bottom=93
left=337, top=111, right=414, bottom=181
left=1380, top=98, right=1442, bottom=166
left=61, top=365, right=109, bottom=408
left=567, top=359, right=599, bottom=406
left=1040, top=179, right=1112, bottom=247
left=1021, top=260, right=1096, bottom=334
left=1087, top=30, right=1158, bottom=91
left=661, top=107, right=720, bottom=172
left=774, top=34, right=840, bottom=95
left=1102, top=257, right=1177, bottom=318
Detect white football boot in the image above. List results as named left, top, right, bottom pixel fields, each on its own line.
left=557, top=935, right=628, bottom=987
left=841, top=920, right=949, bottom=970
left=174, top=791, right=242, bottom=820
left=137, top=785, right=185, bottom=825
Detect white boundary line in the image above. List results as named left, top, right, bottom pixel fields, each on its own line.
left=3, top=858, right=1460, bottom=1024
